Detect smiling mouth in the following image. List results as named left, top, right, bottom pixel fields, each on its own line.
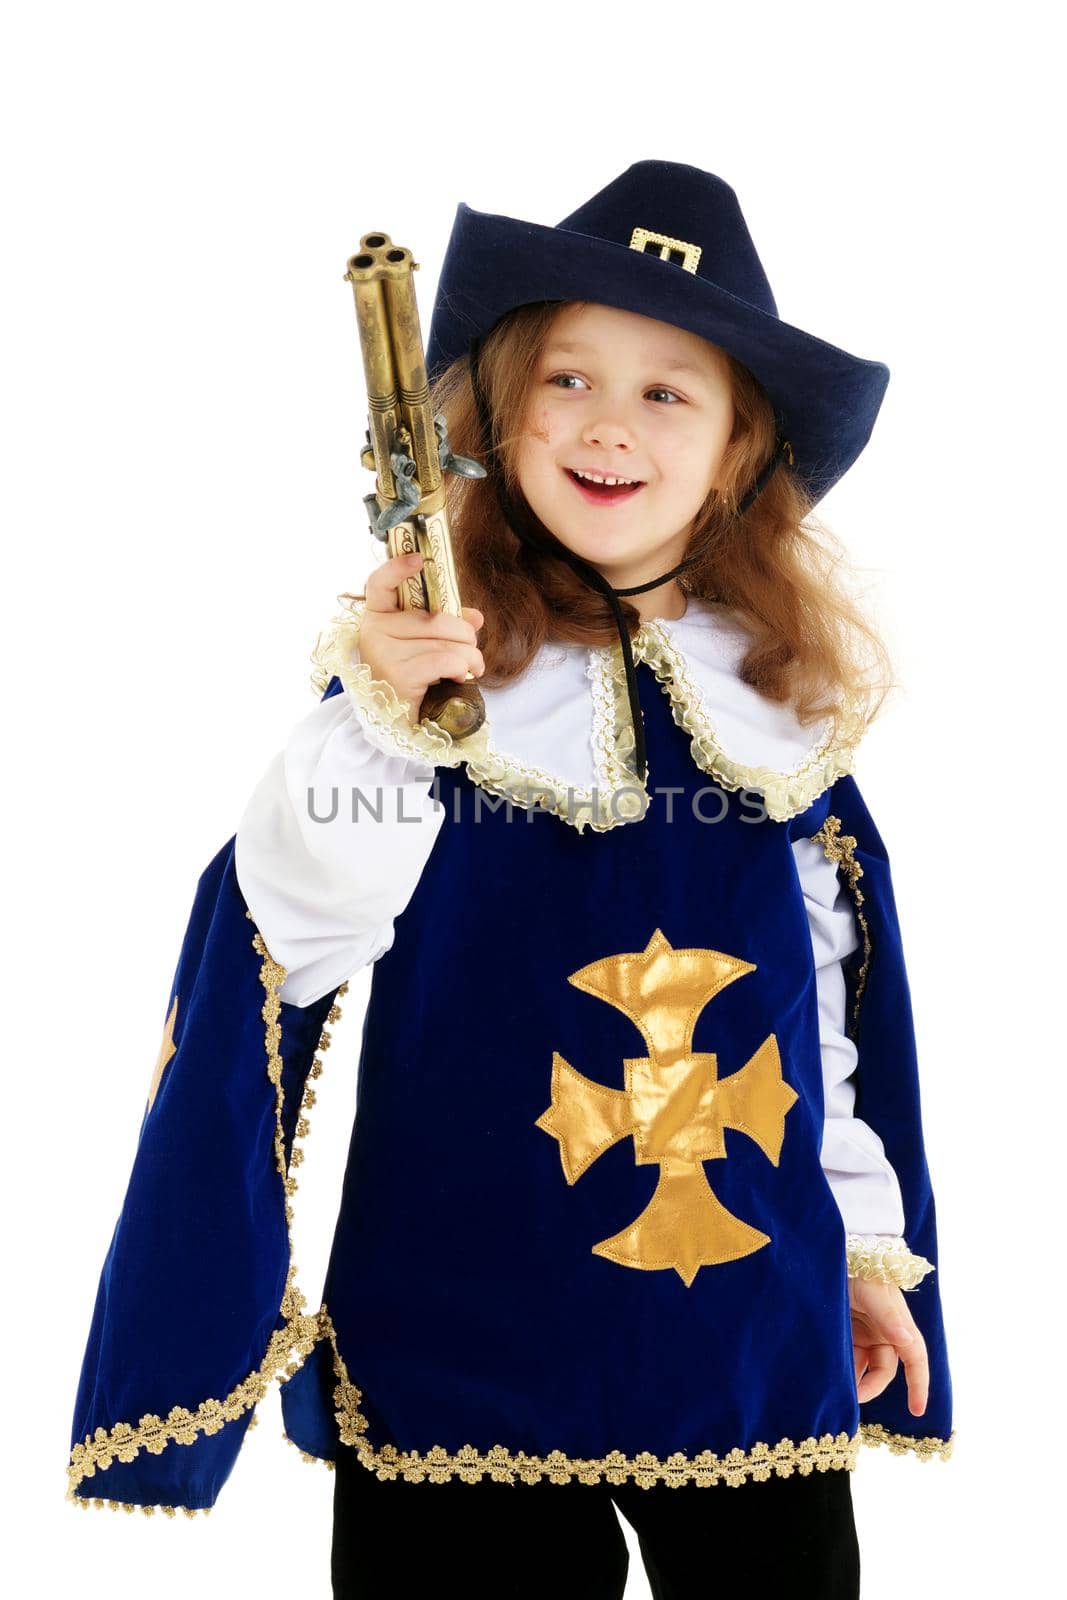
left=565, top=469, right=646, bottom=504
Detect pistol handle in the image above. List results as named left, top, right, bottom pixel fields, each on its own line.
left=418, top=676, right=485, bottom=739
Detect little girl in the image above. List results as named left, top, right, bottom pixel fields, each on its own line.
left=66, top=161, right=954, bottom=1599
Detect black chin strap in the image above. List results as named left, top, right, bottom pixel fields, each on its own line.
left=466, top=335, right=792, bottom=786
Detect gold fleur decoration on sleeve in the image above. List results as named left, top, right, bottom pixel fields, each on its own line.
left=146, top=995, right=178, bottom=1113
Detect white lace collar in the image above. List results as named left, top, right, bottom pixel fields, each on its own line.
left=310, top=596, right=864, bottom=830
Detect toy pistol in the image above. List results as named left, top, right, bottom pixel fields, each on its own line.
left=345, top=232, right=487, bottom=739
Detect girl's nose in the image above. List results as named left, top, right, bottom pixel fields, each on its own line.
left=583, top=419, right=638, bottom=449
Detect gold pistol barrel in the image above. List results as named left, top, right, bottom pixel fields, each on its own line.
left=344, top=253, right=402, bottom=508
left=381, top=262, right=443, bottom=501
left=344, top=232, right=485, bottom=740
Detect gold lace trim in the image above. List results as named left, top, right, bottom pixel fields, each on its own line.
left=311, top=606, right=481, bottom=768
left=323, top=1314, right=860, bottom=1487
left=311, top=603, right=649, bottom=832
left=632, top=622, right=866, bottom=823
left=861, top=1423, right=955, bottom=1462
left=310, top=603, right=864, bottom=831
left=810, top=820, right=934, bottom=1294
left=584, top=640, right=649, bottom=825
left=68, top=1496, right=212, bottom=1518
left=286, top=1309, right=953, bottom=1482
left=64, top=930, right=348, bottom=1516
left=845, top=1233, right=936, bottom=1291
left=283, top=1430, right=336, bottom=1471
left=810, top=814, right=872, bottom=1039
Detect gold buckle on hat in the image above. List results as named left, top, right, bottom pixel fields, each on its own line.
left=629, top=227, right=702, bottom=273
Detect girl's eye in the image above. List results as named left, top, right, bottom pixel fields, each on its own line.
left=547, top=373, right=683, bottom=403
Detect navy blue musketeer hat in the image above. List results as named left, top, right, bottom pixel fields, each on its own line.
left=425, top=158, right=889, bottom=507
left=423, top=159, right=891, bottom=784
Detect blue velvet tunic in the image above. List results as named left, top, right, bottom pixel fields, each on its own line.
left=281, top=657, right=862, bottom=1478
left=68, top=653, right=953, bottom=1511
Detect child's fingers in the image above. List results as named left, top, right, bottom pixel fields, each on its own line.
left=384, top=610, right=484, bottom=649
left=411, top=644, right=486, bottom=685
left=365, top=551, right=427, bottom=613
left=365, top=555, right=484, bottom=629
left=894, top=1323, right=930, bottom=1416
left=854, top=1341, right=897, bottom=1403
left=876, top=1295, right=930, bottom=1415
left=363, top=560, right=484, bottom=641
left=848, top=1279, right=931, bottom=1413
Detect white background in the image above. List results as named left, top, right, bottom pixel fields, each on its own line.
left=4, top=2, right=1060, bottom=1594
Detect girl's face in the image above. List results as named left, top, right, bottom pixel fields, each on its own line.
left=514, top=302, right=736, bottom=594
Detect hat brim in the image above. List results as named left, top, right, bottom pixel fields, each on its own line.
left=425, top=203, right=889, bottom=505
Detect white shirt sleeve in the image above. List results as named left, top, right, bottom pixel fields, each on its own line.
left=234, top=687, right=446, bottom=1009
left=791, top=833, right=907, bottom=1241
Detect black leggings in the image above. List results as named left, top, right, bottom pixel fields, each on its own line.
left=331, top=1440, right=861, bottom=1598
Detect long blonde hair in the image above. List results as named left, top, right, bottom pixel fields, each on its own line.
left=367, top=300, right=897, bottom=741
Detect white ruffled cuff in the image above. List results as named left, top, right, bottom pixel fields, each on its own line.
left=310, top=602, right=476, bottom=769
left=845, top=1233, right=935, bottom=1292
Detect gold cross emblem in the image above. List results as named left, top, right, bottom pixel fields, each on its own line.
left=535, top=930, right=798, bottom=1286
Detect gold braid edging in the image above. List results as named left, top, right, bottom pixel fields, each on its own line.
left=317, top=1310, right=954, bottom=1484
left=811, top=820, right=938, bottom=1295
left=282, top=1430, right=336, bottom=1471
left=861, top=1423, right=956, bottom=1462
left=323, top=1316, right=861, bottom=1488
left=809, top=814, right=871, bottom=1038
left=145, top=1302, right=953, bottom=1493
left=64, top=929, right=348, bottom=1517
left=69, top=1498, right=210, bottom=1519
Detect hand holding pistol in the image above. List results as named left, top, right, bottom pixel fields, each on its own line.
left=356, top=551, right=485, bottom=731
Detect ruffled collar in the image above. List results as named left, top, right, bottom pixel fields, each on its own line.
left=310, top=596, right=864, bottom=830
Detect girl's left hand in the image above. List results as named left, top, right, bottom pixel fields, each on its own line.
left=847, top=1276, right=929, bottom=1416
